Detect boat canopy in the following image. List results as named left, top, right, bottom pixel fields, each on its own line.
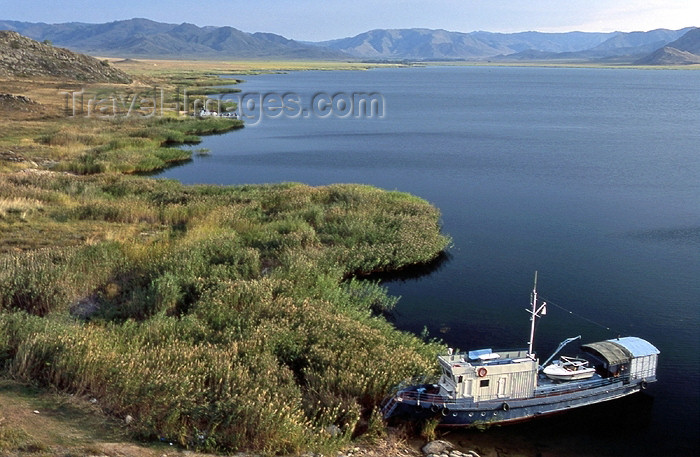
left=582, top=337, right=659, bottom=366
left=612, top=337, right=660, bottom=357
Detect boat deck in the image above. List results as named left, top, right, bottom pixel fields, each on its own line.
left=393, top=372, right=630, bottom=408
left=534, top=373, right=623, bottom=397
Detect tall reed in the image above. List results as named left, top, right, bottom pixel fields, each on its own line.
left=0, top=177, right=448, bottom=454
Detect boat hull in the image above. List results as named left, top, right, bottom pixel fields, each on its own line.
left=383, top=376, right=652, bottom=427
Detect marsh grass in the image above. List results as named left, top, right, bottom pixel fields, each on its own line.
left=48, top=116, right=242, bottom=174
left=0, top=175, right=448, bottom=455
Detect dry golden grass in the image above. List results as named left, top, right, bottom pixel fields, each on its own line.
left=0, top=77, right=124, bottom=172
left=104, top=57, right=398, bottom=77
left=0, top=197, right=44, bottom=218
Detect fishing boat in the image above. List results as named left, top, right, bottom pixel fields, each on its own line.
left=381, top=273, right=659, bottom=426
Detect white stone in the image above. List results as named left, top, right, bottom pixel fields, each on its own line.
left=422, top=440, right=453, bottom=455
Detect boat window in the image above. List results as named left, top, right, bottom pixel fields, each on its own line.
left=480, top=379, right=489, bottom=388
left=457, top=376, right=463, bottom=383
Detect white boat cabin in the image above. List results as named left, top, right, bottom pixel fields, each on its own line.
left=437, top=348, right=538, bottom=402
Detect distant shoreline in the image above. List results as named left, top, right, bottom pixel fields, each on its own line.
left=104, top=57, right=700, bottom=77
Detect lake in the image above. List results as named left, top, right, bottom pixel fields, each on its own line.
left=155, top=66, right=700, bottom=456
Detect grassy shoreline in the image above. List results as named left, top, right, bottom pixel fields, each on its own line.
left=0, top=60, right=451, bottom=456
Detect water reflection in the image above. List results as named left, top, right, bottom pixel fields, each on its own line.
left=450, top=394, right=656, bottom=457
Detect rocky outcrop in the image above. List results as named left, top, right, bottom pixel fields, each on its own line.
left=0, top=31, right=132, bottom=82
left=0, top=93, right=38, bottom=109
left=0, top=93, right=48, bottom=118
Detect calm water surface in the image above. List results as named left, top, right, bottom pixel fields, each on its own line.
left=156, top=66, right=700, bottom=456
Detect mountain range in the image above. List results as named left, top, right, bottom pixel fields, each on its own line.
left=319, top=29, right=618, bottom=60
left=0, top=18, right=698, bottom=64
left=0, top=18, right=348, bottom=59
left=319, top=27, right=699, bottom=63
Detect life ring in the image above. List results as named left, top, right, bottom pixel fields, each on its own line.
left=441, top=407, right=450, bottom=416
left=640, top=380, right=648, bottom=390
left=430, top=404, right=440, bottom=413
left=501, top=402, right=510, bottom=412
left=477, top=367, right=488, bottom=377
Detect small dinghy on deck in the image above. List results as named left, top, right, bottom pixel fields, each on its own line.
left=543, top=356, right=596, bottom=381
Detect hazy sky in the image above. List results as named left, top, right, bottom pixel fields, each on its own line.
left=2, top=1, right=698, bottom=41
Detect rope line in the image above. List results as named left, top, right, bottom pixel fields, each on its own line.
left=539, top=295, right=623, bottom=337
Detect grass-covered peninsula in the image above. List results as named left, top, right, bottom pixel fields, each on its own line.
left=0, top=50, right=450, bottom=456
left=0, top=176, right=449, bottom=455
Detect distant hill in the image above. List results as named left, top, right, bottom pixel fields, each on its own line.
left=319, top=29, right=507, bottom=60
left=589, top=28, right=690, bottom=52
left=663, top=27, right=700, bottom=54
left=494, top=27, right=695, bottom=62
left=0, top=18, right=349, bottom=59
left=635, top=46, right=700, bottom=65
left=634, top=28, right=700, bottom=65
left=0, top=30, right=131, bottom=82
left=318, top=29, right=618, bottom=60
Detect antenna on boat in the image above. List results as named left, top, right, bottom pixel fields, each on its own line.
left=527, top=271, right=547, bottom=360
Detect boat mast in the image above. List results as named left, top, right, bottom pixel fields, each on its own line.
left=527, top=271, right=547, bottom=360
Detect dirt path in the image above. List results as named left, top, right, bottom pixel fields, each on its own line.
left=0, top=379, right=197, bottom=457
